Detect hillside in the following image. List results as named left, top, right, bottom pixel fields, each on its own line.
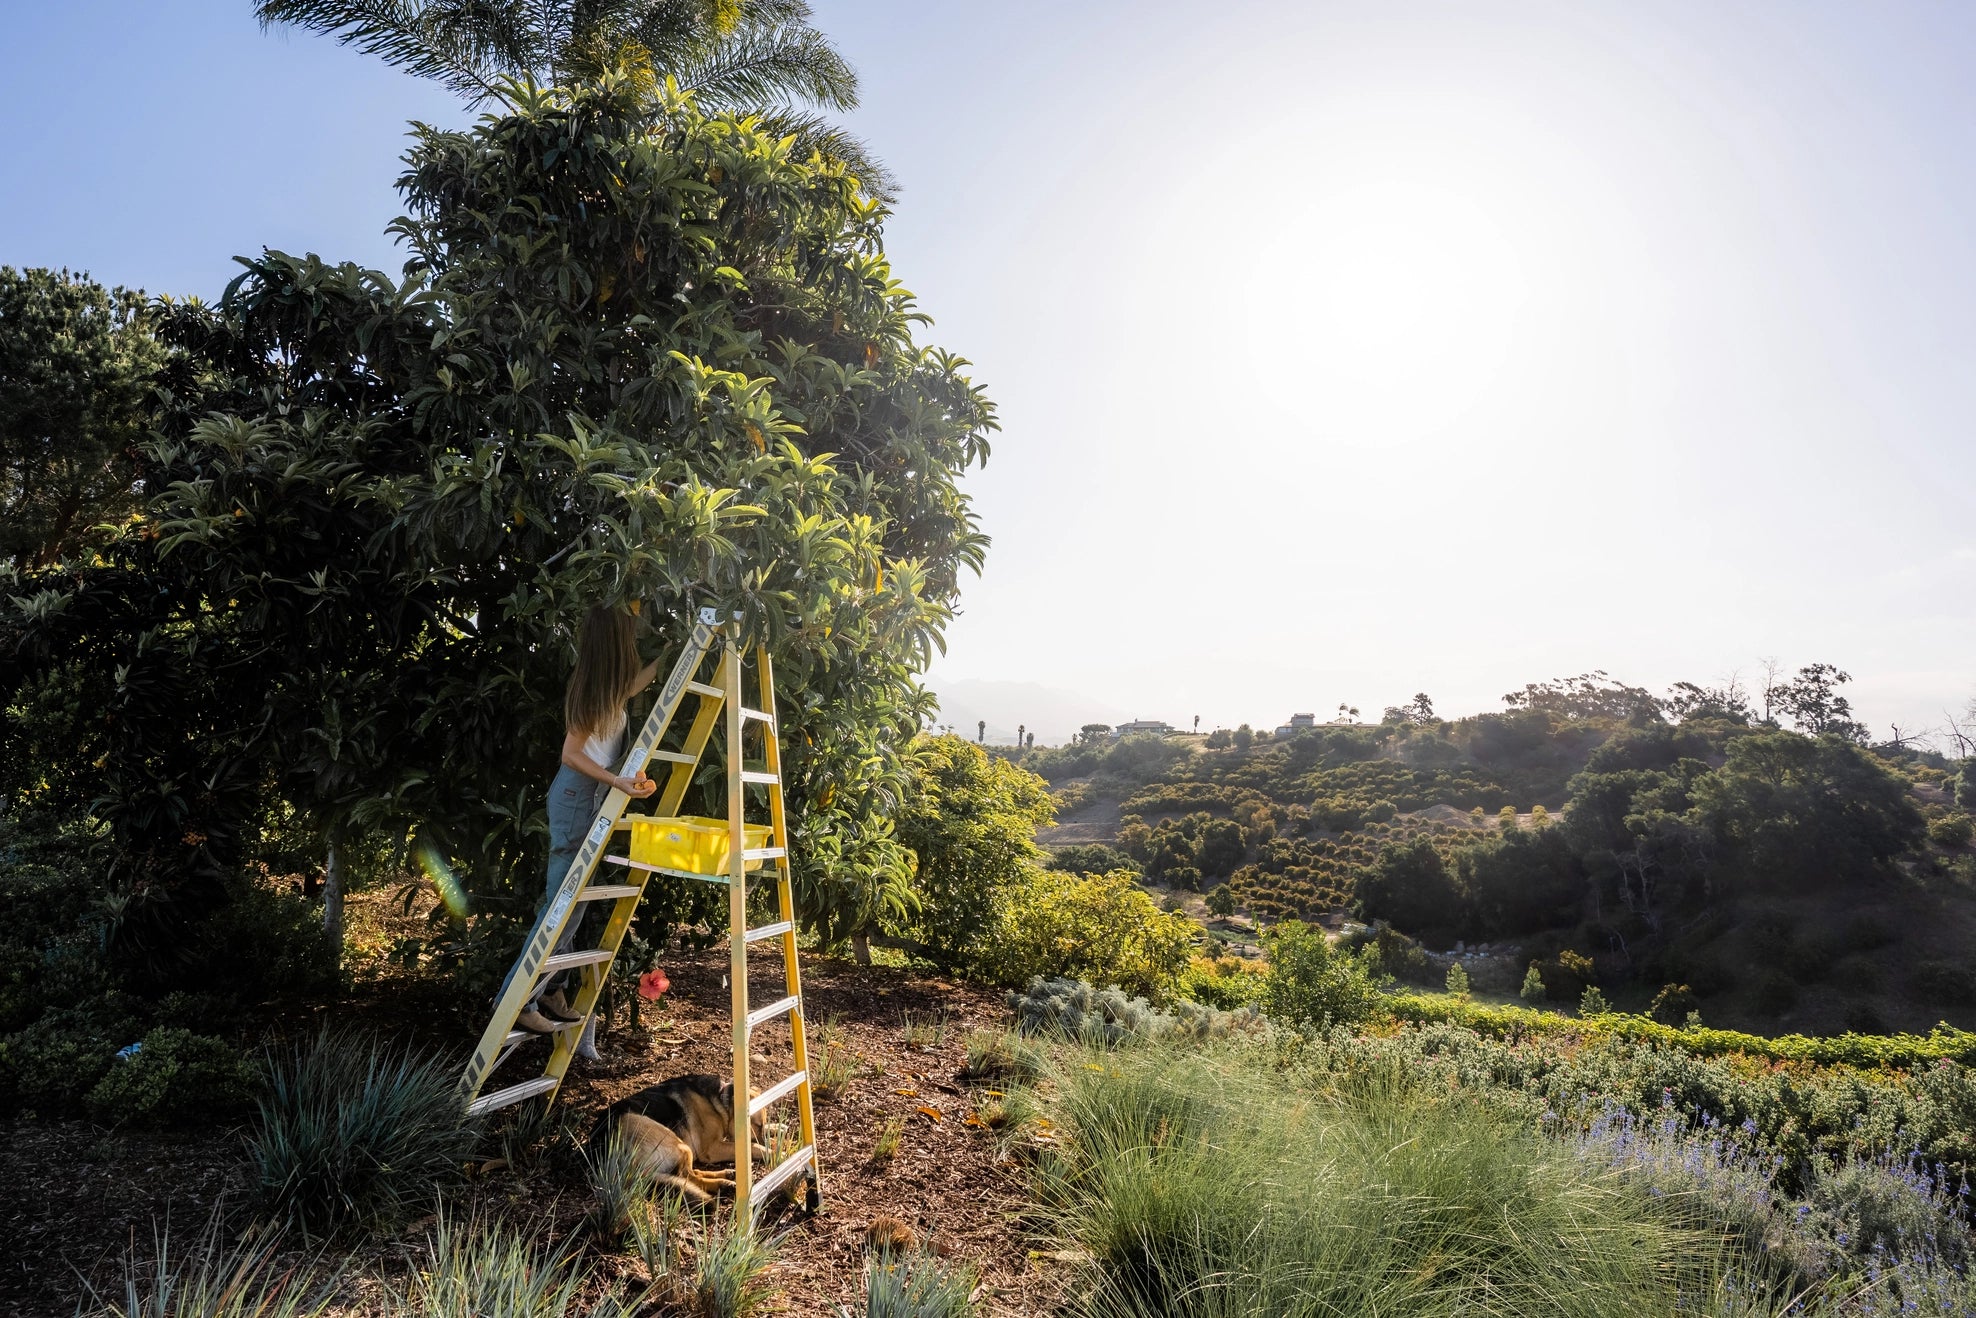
left=1026, top=698, right=1976, bottom=1037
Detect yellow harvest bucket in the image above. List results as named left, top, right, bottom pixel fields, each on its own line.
left=627, top=816, right=771, bottom=876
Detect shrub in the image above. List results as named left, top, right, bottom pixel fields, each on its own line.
left=1928, top=813, right=1974, bottom=848
left=1008, top=978, right=1266, bottom=1046
left=1444, top=962, right=1471, bottom=998
left=1579, top=986, right=1611, bottom=1015
left=1261, top=921, right=1377, bottom=1027
left=83, top=1027, right=256, bottom=1129
left=971, top=869, right=1194, bottom=1001
left=0, top=998, right=138, bottom=1116
left=251, top=1028, right=478, bottom=1237
left=1175, top=956, right=1267, bottom=1010
left=1647, top=983, right=1699, bottom=1026
left=1912, top=961, right=1976, bottom=1006
left=1520, top=963, right=1546, bottom=1003
left=1046, top=844, right=1138, bottom=875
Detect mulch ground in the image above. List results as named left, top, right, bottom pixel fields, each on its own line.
left=0, top=944, right=1068, bottom=1317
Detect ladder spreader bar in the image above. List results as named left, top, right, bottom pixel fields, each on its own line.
left=740, top=707, right=774, bottom=723
left=742, top=846, right=786, bottom=861
left=741, top=770, right=779, bottom=785
left=685, top=681, right=724, bottom=699
left=745, top=994, right=801, bottom=1031
left=744, top=920, right=793, bottom=943
left=602, top=855, right=735, bottom=886
left=647, top=750, right=697, bottom=764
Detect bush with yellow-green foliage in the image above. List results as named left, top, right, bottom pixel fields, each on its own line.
left=970, top=868, right=1194, bottom=1000
left=1175, top=954, right=1268, bottom=1010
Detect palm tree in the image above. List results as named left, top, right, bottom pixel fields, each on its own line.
left=256, top=0, right=895, bottom=198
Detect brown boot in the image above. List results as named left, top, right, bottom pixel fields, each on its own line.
left=515, top=1008, right=571, bottom=1035
left=540, top=989, right=577, bottom=1019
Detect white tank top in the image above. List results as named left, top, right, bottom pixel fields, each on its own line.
left=581, top=711, right=627, bottom=772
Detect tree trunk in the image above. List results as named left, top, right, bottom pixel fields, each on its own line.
left=323, top=839, right=346, bottom=957
left=850, top=930, right=872, bottom=966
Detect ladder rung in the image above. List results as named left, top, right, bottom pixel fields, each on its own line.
left=541, top=948, right=614, bottom=974
left=751, top=1145, right=815, bottom=1202
left=501, top=1017, right=582, bottom=1048
left=576, top=884, right=641, bottom=901
left=741, top=771, right=779, bottom=785
left=685, top=681, right=723, bottom=699
left=748, top=1069, right=807, bottom=1117
left=467, top=1075, right=559, bottom=1117
left=743, top=920, right=793, bottom=943
left=742, top=847, right=785, bottom=862
left=646, top=749, right=697, bottom=764
left=745, top=994, right=801, bottom=1031
left=741, top=707, right=775, bottom=723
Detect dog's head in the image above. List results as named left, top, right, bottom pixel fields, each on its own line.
left=717, top=1079, right=769, bottom=1143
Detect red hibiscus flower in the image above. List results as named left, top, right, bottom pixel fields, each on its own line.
left=638, top=968, right=671, bottom=1001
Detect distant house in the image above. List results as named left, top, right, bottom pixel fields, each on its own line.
left=1113, top=719, right=1175, bottom=738
left=1273, top=712, right=1317, bottom=737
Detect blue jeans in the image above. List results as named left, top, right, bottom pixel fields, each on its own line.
left=535, top=764, right=609, bottom=1003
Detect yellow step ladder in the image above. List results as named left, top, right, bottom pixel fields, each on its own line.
left=460, top=608, right=822, bottom=1222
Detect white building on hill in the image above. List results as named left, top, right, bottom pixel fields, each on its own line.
left=1274, top=712, right=1317, bottom=737
left=1113, top=719, right=1175, bottom=738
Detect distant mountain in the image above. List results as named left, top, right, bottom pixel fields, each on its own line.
left=925, top=678, right=1133, bottom=747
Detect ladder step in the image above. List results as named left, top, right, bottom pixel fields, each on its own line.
left=745, top=994, right=802, bottom=1031
left=743, top=920, right=793, bottom=943
left=740, top=771, right=780, bottom=785
left=686, top=681, right=724, bottom=699
left=501, top=1016, right=583, bottom=1048
left=740, top=707, right=775, bottom=724
left=467, top=1075, right=559, bottom=1117
left=742, top=847, right=785, bottom=862
left=751, top=1145, right=815, bottom=1203
left=541, top=948, right=614, bottom=974
left=646, top=750, right=697, bottom=764
left=748, top=1069, right=808, bottom=1117
left=576, top=884, right=641, bottom=902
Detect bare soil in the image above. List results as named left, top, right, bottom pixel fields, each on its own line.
left=0, top=937, right=1065, bottom=1317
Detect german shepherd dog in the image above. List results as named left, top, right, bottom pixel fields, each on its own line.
left=589, top=1074, right=767, bottom=1203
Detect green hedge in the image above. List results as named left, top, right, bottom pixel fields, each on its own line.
left=1384, top=993, right=1976, bottom=1069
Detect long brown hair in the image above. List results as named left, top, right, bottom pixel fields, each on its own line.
left=564, top=605, right=639, bottom=736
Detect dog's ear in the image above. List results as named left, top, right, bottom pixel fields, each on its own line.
left=719, top=1078, right=734, bottom=1106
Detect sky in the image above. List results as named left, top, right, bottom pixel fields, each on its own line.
left=5, top=2, right=1973, bottom=745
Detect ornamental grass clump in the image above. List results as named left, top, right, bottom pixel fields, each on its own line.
left=250, top=1028, right=478, bottom=1237
left=82, top=1216, right=337, bottom=1318
left=1036, top=1042, right=1776, bottom=1318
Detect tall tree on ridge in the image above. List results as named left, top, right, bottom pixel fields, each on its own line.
left=255, top=0, right=896, bottom=198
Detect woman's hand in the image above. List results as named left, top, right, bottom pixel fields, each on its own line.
left=616, top=772, right=657, bottom=799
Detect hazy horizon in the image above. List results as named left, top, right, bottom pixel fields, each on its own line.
left=5, top=2, right=1971, bottom=746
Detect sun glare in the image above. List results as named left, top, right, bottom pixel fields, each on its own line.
left=1245, top=178, right=1532, bottom=449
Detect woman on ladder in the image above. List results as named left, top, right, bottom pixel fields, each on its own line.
left=517, top=604, right=659, bottom=1055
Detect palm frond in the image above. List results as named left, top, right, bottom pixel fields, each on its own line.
left=256, top=0, right=543, bottom=99
left=751, top=107, right=897, bottom=203
left=670, top=15, right=859, bottom=113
